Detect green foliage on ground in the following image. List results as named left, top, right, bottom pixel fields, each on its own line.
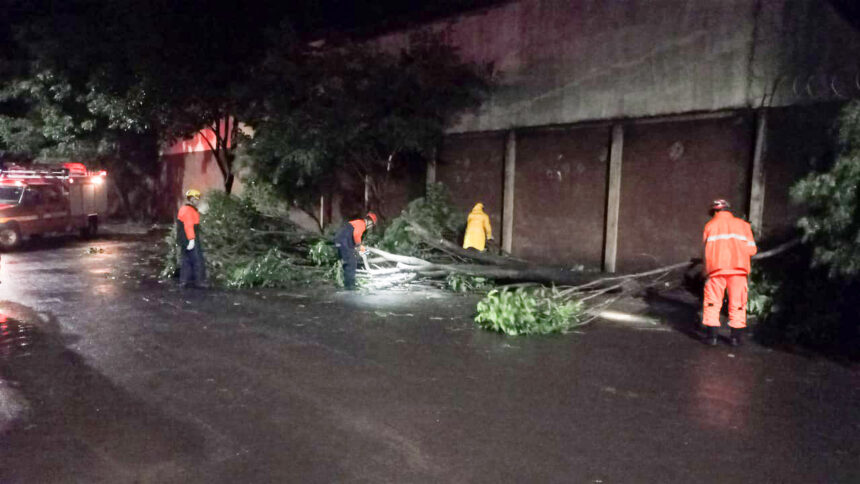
left=225, top=249, right=304, bottom=289
left=308, top=239, right=339, bottom=267
left=325, top=260, right=345, bottom=288
left=749, top=247, right=859, bottom=353
left=475, top=287, right=586, bottom=336
left=445, top=273, right=493, bottom=293
left=746, top=270, right=777, bottom=319
left=750, top=101, right=860, bottom=357
left=378, top=183, right=465, bottom=257
left=160, top=191, right=331, bottom=288
left=159, top=225, right=181, bottom=280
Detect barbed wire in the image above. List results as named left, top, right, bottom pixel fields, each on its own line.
left=780, top=70, right=860, bottom=101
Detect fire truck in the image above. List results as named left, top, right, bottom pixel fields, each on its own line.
left=0, top=163, right=108, bottom=250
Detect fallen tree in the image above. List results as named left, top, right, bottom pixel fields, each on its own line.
left=366, top=246, right=592, bottom=285
left=364, top=230, right=801, bottom=288
left=359, top=224, right=802, bottom=334
left=161, top=185, right=801, bottom=337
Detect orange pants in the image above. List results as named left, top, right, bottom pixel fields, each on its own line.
left=703, top=274, right=748, bottom=328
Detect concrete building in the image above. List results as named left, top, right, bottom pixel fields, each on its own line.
left=372, top=0, right=860, bottom=271
left=161, top=0, right=860, bottom=271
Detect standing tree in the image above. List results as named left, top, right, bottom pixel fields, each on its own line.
left=791, top=100, right=860, bottom=277
left=243, top=32, right=492, bottom=222
left=1, top=0, right=293, bottom=195
left=0, top=1, right=167, bottom=217
left=750, top=100, right=860, bottom=355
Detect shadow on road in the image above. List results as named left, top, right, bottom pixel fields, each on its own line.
left=0, top=301, right=205, bottom=482
left=8, top=230, right=161, bottom=254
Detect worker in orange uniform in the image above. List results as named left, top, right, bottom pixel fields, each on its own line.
left=176, top=189, right=207, bottom=289
left=462, top=202, right=493, bottom=251
left=333, top=212, right=377, bottom=290
left=701, top=199, right=757, bottom=346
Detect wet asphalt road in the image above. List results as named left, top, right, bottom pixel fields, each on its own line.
left=0, top=228, right=857, bottom=483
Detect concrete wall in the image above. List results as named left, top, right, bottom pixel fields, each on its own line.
left=430, top=103, right=843, bottom=271
left=617, top=114, right=753, bottom=271
left=376, top=0, right=860, bottom=132
left=158, top=151, right=239, bottom=221
left=159, top=150, right=327, bottom=233
left=437, top=133, right=507, bottom=239
left=513, top=125, right=609, bottom=267
left=156, top=0, right=859, bottom=270
left=368, top=0, right=860, bottom=271
left=374, top=155, right=427, bottom=222
left=760, top=103, right=844, bottom=241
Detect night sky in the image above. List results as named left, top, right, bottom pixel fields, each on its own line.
left=829, top=0, right=860, bottom=31
left=274, top=0, right=506, bottom=37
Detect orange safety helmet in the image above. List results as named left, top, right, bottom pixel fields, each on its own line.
left=366, top=212, right=378, bottom=224
left=711, top=199, right=730, bottom=211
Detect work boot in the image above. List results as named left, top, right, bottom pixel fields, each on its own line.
left=703, top=326, right=718, bottom=346
left=729, top=328, right=743, bottom=347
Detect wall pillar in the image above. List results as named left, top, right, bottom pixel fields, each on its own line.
left=319, top=195, right=325, bottom=230
left=426, top=147, right=437, bottom=189
left=364, top=174, right=371, bottom=211
left=603, top=124, right=624, bottom=273
left=502, top=130, right=517, bottom=254
left=749, top=110, right=767, bottom=234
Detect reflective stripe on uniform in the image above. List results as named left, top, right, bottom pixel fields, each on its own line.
left=706, top=233, right=757, bottom=248
left=706, top=233, right=751, bottom=243
left=4, top=215, right=38, bottom=222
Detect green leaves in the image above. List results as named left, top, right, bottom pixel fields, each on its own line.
left=792, top=100, right=860, bottom=279
left=747, top=270, right=778, bottom=318
left=446, top=273, right=493, bottom=293
left=379, top=183, right=465, bottom=257
left=225, top=249, right=301, bottom=289
left=749, top=101, right=860, bottom=356
left=160, top=190, right=330, bottom=288
left=244, top=34, right=491, bottom=210
left=475, top=287, right=586, bottom=336
left=308, top=239, right=338, bottom=267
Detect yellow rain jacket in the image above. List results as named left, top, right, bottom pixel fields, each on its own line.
left=463, top=203, right=493, bottom=251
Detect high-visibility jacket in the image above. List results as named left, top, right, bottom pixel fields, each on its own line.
left=176, top=204, right=200, bottom=246
left=334, top=219, right=368, bottom=249
left=463, top=203, right=492, bottom=251
left=702, top=211, right=757, bottom=276
left=348, top=219, right=368, bottom=245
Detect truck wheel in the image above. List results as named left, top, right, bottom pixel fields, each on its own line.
left=80, top=217, right=98, bottom=239
left=0, top=225, right=22, bottom=250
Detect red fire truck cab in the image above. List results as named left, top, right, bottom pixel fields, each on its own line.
left=0, top=163, right=108, bottom=250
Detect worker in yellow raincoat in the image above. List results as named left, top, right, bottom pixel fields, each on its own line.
left=463, top=202, right=493, bottom=251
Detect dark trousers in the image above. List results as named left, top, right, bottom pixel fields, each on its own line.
left=336, top=243, right=356, bottom=289
left=180, top=244, right=207, bottom=287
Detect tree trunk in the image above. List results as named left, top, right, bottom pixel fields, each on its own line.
left=224, top=172, right=235, bottom=194
left=406, top=221, right=530, bottom=266
left=365, top=229, right=801, bottom=290
left=367, top=247, right=593, bottom=285
left=111, top=182, right=135, bottom=222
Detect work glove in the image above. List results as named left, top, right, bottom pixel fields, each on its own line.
left=187, top=239, right=195, bottom=251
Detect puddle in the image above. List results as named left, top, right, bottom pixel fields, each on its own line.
left=0, top=315, right=38, bottom=360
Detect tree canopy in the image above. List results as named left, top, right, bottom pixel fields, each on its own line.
left=792, top=100, right=860, bottom=278
left=1, top=1, right=493, bottom=205
left=0, top=0, right=286, bottom=192
left=242, top=32, right=492, bottom=216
